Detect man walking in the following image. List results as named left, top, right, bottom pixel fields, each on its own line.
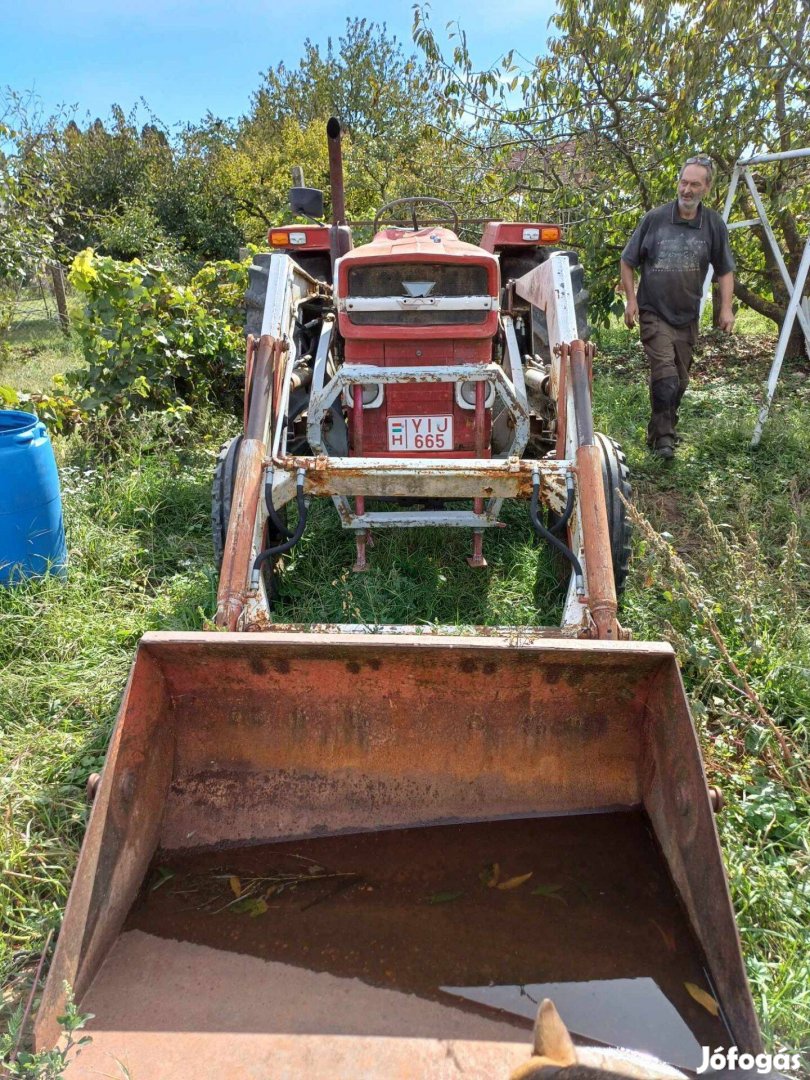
left=620, top=156, right=736, bottom=459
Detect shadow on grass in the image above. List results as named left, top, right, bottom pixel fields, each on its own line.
left=274, top=497, right=568, bottom=628
left=6, top=315, right=66, bottom=347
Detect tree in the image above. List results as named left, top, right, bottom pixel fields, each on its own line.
left=0, top=93, right=66, bottom=354
left=57, top=106, right=243, bottom=269
left=0, top=93, right=65, bottom=284
left=231, top=18, right=483, bottom=236
left=414, top=0, right=810, bottom=351
left=151, top=125, right=243, bottom=263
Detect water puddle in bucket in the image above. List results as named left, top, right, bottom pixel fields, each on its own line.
left=126, top=811, right=729, bottom=1069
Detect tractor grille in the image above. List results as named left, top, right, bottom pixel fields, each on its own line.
left=346, top=263, right=490, bottom=326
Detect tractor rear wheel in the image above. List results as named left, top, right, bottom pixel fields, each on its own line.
left=212, top=435, right=286, bottom=603
left=212, top=435, right=242, bottom=570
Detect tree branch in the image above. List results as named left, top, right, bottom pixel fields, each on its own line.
left=733, top=280, right=782, bottom=325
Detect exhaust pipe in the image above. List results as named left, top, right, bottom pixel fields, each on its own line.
left=326, top=117, right=346, bottom=226
left=326, top=117, right=352, bottom=268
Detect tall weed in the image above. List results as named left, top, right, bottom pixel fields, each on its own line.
left=623, top=498, right=809, bottom=1052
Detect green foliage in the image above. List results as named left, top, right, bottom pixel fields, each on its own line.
left=413, top=1, right=810, bottom=337
left=66, top=250, right=248, bottom=422
left=92, top=199, right=182, bottom=273
left=150, top=136, right=243, bottom=263
left=0, top=115, right=63, bottom=283
left=57, top=106, right=241, bottom=266
left=0, top=381, right=85, bottom=435
left=1, top=986, right=92, bottom=1078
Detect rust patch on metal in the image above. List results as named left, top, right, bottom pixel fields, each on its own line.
left=271, top=455, right=567, bottom=504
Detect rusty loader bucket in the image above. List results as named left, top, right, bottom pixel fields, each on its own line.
left=35, top=632, right=760, bottom=1077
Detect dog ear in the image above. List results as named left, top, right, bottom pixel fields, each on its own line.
left=533, top=999, right=577, bottom=1065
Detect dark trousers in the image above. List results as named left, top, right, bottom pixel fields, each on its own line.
left=639, top=311, right=697, bottom=444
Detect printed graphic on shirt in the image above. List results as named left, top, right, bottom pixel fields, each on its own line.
left=649, top=233, right=708, bottom=274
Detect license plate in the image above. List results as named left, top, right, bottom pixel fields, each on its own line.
left=387, top=415, right=453, bottom=452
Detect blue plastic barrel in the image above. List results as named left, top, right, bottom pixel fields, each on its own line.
left=0, top=409, right=67, bottom=583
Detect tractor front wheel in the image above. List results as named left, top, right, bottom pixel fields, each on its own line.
left=212, top=435, right=286, bottom=603
left=595, top=432, right=632, bottom=595
left=544, top=433, right=632, bottom=598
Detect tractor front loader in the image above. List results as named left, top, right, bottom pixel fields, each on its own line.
left=36, top=120, right=765, bottom=1079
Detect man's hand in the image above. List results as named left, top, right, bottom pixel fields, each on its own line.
left=716, top=274, right=735, bottom=333
left=619, top=259, right=638, bottom=329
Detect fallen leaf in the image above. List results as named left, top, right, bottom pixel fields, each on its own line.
left=427, top=890, right=465, bottom=904
left=479, top=862, right=500, bottom=888
left=229, top=876, right=242, bottom=898
left=249, top=898, right=269, bottom=917
left=685, top=982, right=719, bottom=1016
left=496, top=872, right=533, bottom=891
left=229, top=897, right=256, bottom=914
left=531, top=883, right=565, bottom=903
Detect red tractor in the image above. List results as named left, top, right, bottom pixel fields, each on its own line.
left=214, top=117, right=629, bottom=634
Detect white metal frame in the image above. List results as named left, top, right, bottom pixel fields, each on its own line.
left=700, top=147, right=810, bottom=446
left=515, top=254, right=587, bottom=627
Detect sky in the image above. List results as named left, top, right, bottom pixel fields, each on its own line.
left=0, top=0, right=558, bottom=130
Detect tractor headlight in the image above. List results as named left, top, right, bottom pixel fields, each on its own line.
left=455, top=380, right=495, bottom=410
left=343, top=383, right=384, bottom=409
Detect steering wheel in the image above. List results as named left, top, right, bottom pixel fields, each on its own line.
left=373, top=196, right=460, bottom=234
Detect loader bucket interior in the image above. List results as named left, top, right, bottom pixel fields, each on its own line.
left=36, top=631, right=760, bottom=1077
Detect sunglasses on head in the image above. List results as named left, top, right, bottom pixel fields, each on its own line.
left=684, top=155, right=714, bottom=170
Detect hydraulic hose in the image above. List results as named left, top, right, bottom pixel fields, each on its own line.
left=530, top=469, right=584, bottom=597
left=253, top=470, right=309, bottom=572
left=264, top=471, right=295, bottom=540
left=263, top=389, right=313, bottom=540
left=549, top=471, right=576, bottom=536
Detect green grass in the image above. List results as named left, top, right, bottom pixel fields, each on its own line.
left=274, top=497, right=564, bottom=627
left=0, top=297, right=84, bottom=394
left=0, top=417, right=228, bottom=1024
left=698, top=301, right=776, bottom=336
left=0, top=321, right=808, bottom=1066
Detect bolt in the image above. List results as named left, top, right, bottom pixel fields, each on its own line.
left=708, top=786, right=725, bottom=814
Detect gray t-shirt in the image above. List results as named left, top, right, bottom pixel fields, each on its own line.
left=621, top=201, right=735, bottom=327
